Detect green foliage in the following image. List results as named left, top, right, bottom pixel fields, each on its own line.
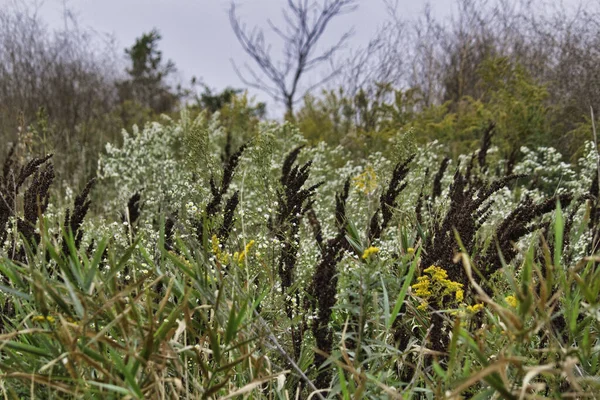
left=0, top=227, right=279, bottom=398
left=478, top=57, right=551, bottom=155
left=197, top=86, right=242, bottom=113
left=296, top=85, right=424, bottom=159
left=409, top=96, right=493, bottom=157
left=181, top=109, right=221, bottom=180
left=295, top=56, right=590, bottom=162
left=126, top=29, right=174, bottom=82
left=118, top=28, right=179, bottom=115
left=295, top=88, right=354, bottom=145
left=3, top=110, right=600, bottom=397
left=194, top=85, right=266, bottom=118
left=4, top=2, right=600, bottom=395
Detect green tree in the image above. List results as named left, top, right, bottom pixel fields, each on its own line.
left=195, top=85, right=265, bottom=118
left=117, top=28, right=179, bottom=115
left=477, top=57, right=551, bottom=158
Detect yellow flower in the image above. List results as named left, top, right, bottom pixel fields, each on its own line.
left=32, top=315, right=55, bottom=323
left=237, top=240, right=256, bottom=263
left=362, top=246, right=380, bottom=259
left=353, top=165, right=378, bottom=195
left=211, top=234, right=230, bottom=264
left=423, top=265, right=448, bottom=281
left=407, top=247, right=415, bottom=255
left=412, top=276, right=432, bottom=297
left=505, top=295, right=518, bottom=308
left=412, top=265, right=464, bottom=311
left=211, top=234, right=220, bottom=255
left=211, top=234, right=218, bottom=251
left=466, top=303, right=484, bottom=314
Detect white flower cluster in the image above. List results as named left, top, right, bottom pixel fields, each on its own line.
left=59, top=111, right=599, bottom=298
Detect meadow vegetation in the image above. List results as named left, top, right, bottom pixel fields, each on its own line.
left=1, top=0, right=600, bottom=398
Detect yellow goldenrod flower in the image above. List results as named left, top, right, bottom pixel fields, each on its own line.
left=423, top=265, right=448, bottom=280
left=32, top=315, right=55, bottom=323
left=211, top=234, right=220, bottom=255
left=412, top=276, right=432, bottom=297
left=353, top=165, right=378, bottom=195
left=211, top=234, right=230, bottom=264
left=237, top=240, right=256, bottom=263
left=466, top=303, right=484, bottom=314
left=505, top=295, right=518, bottom=308
left=362, top=246, right=380, bottom=259
left=412, top=265, right=464, bottom=311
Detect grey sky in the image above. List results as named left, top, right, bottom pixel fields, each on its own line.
left=0, top=0, right=584, bottom=116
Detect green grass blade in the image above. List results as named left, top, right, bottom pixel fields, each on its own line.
left=86, top=381, right=132, bottom=395
left=108, top=347, right=143, bottom=399
left=0, top=284, right=32, bottom=300
left=380, top=276, right=390, bottom=329
left=387, top=247, right=420, bottom=329
left=61, top=272, right=84, bottom=319
left=554, top=199, right=564, bottom=267
left=84, top=237, right=108, bottom=293
left=338, top=366, right=350, bottom=398
left=3, top=340, right=52, bottom=358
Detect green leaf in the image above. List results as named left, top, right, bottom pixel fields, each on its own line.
left=554, top=199, right=564, bottom=267
left=3, top=340, right=52, bottom=358
left=64, top=232, right=84, bottom=288
left=432, top=360, right=447, bottom=379
left=380, top=276, right=390, bottom=329
left=84, top=237, right=108, bottom=293
left=345, top=220, right=363, bottom=254
left=0, top=261, right=26, bottom=288
left=0, top=284, right=32, bottom=300
left=227, top=297, right=248, bottom=344
left=108, top=347, right=144, bottom=399
left=338, top=366, right=350, bottom=398
left=86, top=381, right=132, bottom=395
left=115, top=236, right=142, bottom=275
left=62, top=272, right=84, bottom=319
left=165, top=250, right=194, bottom=278
left=387, top=247, right=420, bottom=329
left=44, top=282, right=75, bottom=317
left=153, top=297, right=186, bottom=344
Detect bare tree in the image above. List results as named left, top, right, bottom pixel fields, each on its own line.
left=229, top=0, right=358, bottom=117
left=0, top=1, right=121, bottom=182
left=332, top=0, right=410, bottom=99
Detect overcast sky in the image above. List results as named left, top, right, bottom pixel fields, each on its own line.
left=0, top=0, right=585, bottom=116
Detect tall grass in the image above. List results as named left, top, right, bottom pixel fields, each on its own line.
left=1, top=115, right=599, bottom=398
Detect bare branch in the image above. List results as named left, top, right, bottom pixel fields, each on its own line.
left=230, top=59, right=284, bottom=102
left=229, top=0, right=357, bottom=116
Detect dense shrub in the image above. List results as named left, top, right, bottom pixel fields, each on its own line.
left=1, top=108, right=599, bottom=397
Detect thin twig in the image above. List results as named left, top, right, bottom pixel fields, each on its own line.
left=591, top=106, right=600, bottom=196
left=252, top=308, right=326, bottom=400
